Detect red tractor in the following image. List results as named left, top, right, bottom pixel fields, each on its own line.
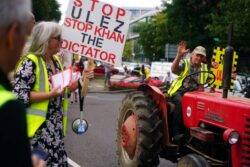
left=117, top=26, right=250, bottom=167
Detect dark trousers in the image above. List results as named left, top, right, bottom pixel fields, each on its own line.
left=140, top=75, right=146, bottom=83
left=105, top=72, right=111, bottom=86
left=169, top=93, right=183, bottom=136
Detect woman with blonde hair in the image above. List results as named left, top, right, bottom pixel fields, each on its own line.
left=14, top=21, right=71, bottom=166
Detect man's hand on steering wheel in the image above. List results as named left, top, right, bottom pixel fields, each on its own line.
left=181, top=71, right=215, bottom=93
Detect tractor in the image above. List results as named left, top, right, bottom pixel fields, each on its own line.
left=117, top=25, right=250, bottom=167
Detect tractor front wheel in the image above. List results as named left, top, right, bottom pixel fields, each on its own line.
left=177, top=154, right=210, bottom=167
left=117, top=91, right=163, bottom=167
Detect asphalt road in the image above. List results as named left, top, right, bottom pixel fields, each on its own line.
left=65, top=93, right=176, bottom=167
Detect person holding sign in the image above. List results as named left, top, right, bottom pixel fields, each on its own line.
left=166, top=41, right=209, bottom=142
left=13, top=21, right=91, bottom=166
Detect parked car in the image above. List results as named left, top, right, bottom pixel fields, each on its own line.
left=114, top=65, right=125, bottom=74
left=94, top=63, right=118, bottom=76
left=126, top=62, right=140, bottom=72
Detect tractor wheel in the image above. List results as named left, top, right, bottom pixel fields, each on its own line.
left=117, top=91, right=163, bottom=167
left=177, top=154, right=210, bottom=167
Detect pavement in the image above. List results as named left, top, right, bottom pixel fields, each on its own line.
left=65, top=93, right=176, bottom=167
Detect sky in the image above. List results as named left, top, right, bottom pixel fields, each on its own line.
left=57, top=0, right=163, bottom=23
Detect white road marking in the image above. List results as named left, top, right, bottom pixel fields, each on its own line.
left=67, top=158, right=81, bottom=167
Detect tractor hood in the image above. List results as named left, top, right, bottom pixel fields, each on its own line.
left=182, top=90, right=250, bottom=166
left=182, top=90, right=250, bottom=132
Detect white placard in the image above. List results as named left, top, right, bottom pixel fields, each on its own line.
left=150, top=62, right=177, bottom=82
left=61, top=0, right=131, bottom=66
left=72, top=72, right=81, bottom=81
left=51, top=68, right=72, bottom=89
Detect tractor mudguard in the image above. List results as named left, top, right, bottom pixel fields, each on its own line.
left=138, top=84, right=170, bottom=145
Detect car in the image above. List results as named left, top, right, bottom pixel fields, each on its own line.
left=94, top=64, right=118, bottom=76
left=114, top=65, right=125, bottom=74
left=126, top=62, right=140, bottom=72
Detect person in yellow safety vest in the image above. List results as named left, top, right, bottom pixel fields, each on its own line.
left=13, top=21, right=81, bottom=166
left=0, top=0, right=33, bottom=166
left=139, top=64, right=150, bottom=82
left=166, top=41, right=208, bottom=142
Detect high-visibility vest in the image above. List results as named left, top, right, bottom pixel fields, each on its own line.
left=167, top=59, right=208, bottom=97
left=16, top=54, right=68, bottom=137
left=24, top=54, right=50, bottom=138
left=0, top=85, right=16, bottom=109
left=139, top=67, right=150, bottom=79
left=53, top=54, right=69, bottom=135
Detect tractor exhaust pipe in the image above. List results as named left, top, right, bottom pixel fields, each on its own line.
left=222, top=23, right=234, bottom=98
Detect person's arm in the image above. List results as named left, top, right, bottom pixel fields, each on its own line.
left=68, top=70, right=94, bottom=92
left=171, top=41, right=189, bottom=74
left=13, top=59, right=64, bottom=104
left=171, top=54, right=183, bottom=74
left=30, top=87, right=64, bottom=102
left=13, top=59, right=36, bottom=106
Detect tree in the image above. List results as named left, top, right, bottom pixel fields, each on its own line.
left=32, top=0, right=49, bottom=21
left=131, top=0, right=250, bottom=70
left=164, top=0, right=218, bottom=51
left=47, top=0, right=62, bottom=21
left=208, top=0, right=250, bottom=49
left=134, top=12, right=168, bottom=61
left=32, top=0, right=61, bottom=22
left=123, top=41, right=133, bottom=60
left=207, top=0, right=250, bottom=71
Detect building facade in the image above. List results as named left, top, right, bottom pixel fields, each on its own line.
left=126, top=8, right=162, bottom=62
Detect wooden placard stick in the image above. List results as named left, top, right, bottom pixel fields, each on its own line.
left=81, top=58, right=95, bottom=96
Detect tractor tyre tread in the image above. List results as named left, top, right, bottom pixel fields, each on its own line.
left=117, top=91, right=163, bottom=167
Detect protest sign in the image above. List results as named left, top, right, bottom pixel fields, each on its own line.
left=61, top=0, right=131, bottom=66
left=211, top=47, right=238, bottom=89
left=51, top=68, right=72, bottom=89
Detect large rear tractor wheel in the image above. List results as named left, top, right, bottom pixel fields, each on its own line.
left=177, top=154, right=210, bottom=167
left=117, top=91, right=163, bottom=167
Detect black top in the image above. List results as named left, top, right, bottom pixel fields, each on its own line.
left=0, top=69, right=32, bottom=167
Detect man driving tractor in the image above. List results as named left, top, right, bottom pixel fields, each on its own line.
left=167, top=41, right=209, bottom=141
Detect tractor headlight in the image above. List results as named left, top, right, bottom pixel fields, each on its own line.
left=228, top=132, right=239, bottom=144
left=186, top=106, right=192, bottom=117
left=223, top=129, right=240, bottom=145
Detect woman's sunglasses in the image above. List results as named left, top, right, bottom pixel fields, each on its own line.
left=52, top=35, right=61, bottom=41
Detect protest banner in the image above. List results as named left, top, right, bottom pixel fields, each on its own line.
left=211, top=47, right=238, bottom=89
left=61, top=0, right=131, bottom=66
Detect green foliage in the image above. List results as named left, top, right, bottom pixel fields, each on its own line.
left=208, top=0, right=250, bottom=49
left=134, top=0, right=250, bottom=68
left=164, top=0, right=217, bottom=50
left=32, top=0, right=61, bottom=22
left=134, top=12, right=168, bottom=61
left=123, top=41, right=133, bottom=60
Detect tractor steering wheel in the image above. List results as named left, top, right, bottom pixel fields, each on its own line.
left=181, top=71, right=215, bottom=93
